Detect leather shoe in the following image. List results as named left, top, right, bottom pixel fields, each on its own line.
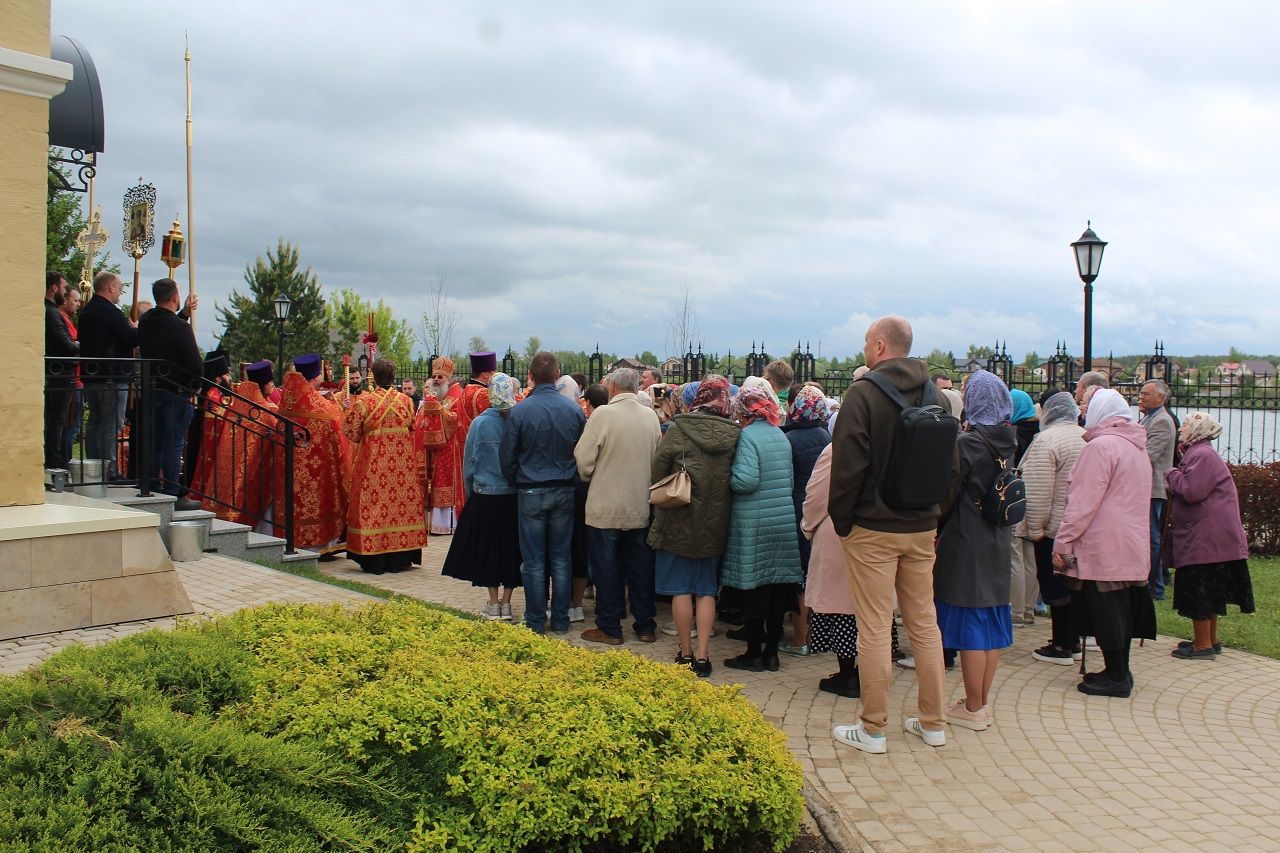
left=173, top=497, right=203, bottom=512
left=725, top=627, right=748, bottom=641
left=818, top=672, right=860, bottom=699
left=581, top=628, right=623, bottom=646
left=763, top=654, right=780, bottom=672
left=1077, top=673, right=1133, bottom=698
left=635, top=631, right=656, bottom=643
left=723, top=653, right=767, bottom=672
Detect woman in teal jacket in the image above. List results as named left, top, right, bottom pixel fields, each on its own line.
left=723, top=387, right=803, bottom=672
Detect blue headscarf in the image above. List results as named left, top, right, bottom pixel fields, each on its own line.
left=963, top=369, right=1012, bottom=426
left=1010, top=389, right=1036, bottom=424
left=681, top=381, right=701, bottom=410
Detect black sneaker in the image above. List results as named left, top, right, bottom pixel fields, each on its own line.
left=818, top=672, right=860, bottom=698
left=674, top=651, right=694, bottom=666
left=724, top=653, right=767, bottom=672
left=1031, top=644, right=1075, bottom=666
left=691, top=658, right=713, bottom=678
left=1078, top=673, right=1133, bottom=698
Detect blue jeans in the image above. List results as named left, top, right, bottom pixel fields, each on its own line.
left=151, top=389, right=194, bottom=496
left=587, top=526, right=657, bottom=639
left=1149, top=499, right=1167, bottom=599
left=517, top=486, right=575, bottom=632
left=85, top=383, right=128, bottom=478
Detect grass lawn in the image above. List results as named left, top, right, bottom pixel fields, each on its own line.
left=1156, top=555, right=1278, bottom=660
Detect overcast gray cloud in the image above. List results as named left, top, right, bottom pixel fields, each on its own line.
left=52, top=0, right=1280, bottom=360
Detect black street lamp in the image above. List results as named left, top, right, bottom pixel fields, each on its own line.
left=273, top=293, right=292, bottom=383
left=1071, top=221, right=1107, bottom=372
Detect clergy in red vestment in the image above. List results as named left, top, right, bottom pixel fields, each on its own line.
left=187, top=351, right=231, bottom=501
left=423, top=355, right=465, bottom=534
left=343, top=358, right=427, bottom=574
left=203, top=359, right=278, bottom=527
left=275, top=354, right=352, bottom=553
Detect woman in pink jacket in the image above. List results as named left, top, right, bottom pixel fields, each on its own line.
left=801, top=443, right=900, bottom=699
left=1052, top=389, right=1157, bottom=698
left=1165, top=412, right=1254, bottom=659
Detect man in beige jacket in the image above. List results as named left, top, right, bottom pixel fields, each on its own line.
left=574, top=368, right=663, bottom=645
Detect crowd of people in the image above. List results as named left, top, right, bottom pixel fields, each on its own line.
left=44, top=284, right=1257, bottom=755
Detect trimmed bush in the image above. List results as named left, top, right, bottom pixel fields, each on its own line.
left=1230, top=462, right=1280, bottom=554
left=0, top=601, right=803, bottom=852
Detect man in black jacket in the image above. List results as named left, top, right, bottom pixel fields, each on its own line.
left=44, top=272, right=79, bottom=470
left=79, top=271, right=138, bottom=480
left=139, top=278, right=203, bottom=505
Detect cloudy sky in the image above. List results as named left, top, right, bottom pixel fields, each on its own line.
left=52, top=1, right=1280, bottom=361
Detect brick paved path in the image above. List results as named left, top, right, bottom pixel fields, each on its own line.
left=5, top=543, right=1278, bottom=851
left=323, top=539, right=1280, bottom=853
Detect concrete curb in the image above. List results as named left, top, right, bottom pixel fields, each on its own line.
left=803, top=781, right=871, bottom=853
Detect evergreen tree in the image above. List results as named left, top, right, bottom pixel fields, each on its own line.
left=217, top=240, right=329, bottom=368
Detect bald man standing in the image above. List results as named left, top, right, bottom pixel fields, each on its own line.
left=828, top=316, right=957, bottom=754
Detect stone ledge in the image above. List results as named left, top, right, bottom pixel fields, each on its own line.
left=0, top=492, right=158, bottom=543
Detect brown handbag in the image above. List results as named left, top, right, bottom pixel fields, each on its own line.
left=649, top=468, right=691, bottom=509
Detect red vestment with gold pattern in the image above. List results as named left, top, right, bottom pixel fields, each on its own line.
left=343, top=387, right=427, bottom=568
left=187, top=385, right=227, bottom=501
left=275, top=372, right=352, bottom=549
left=203, top=381, right=279, bottom=526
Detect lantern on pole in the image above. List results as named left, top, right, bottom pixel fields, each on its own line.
left=160, top=214, right=186, bottom=277
left=1070, top=221, right=1107, bottom=372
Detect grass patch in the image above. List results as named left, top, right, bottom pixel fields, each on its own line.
left=1156, top=556, right=1278, bottom=660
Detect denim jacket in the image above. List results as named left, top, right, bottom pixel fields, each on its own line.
left=499, top=383, right=586, bottom=487
left=464, top=409, right=515, bottom=496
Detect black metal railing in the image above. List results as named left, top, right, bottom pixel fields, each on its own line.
left=44, top=357, right=309, bottom=553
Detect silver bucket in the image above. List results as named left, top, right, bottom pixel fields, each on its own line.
left=168, top=520, right=209, bottom=562
left=77, top=459, right=108, bottom=499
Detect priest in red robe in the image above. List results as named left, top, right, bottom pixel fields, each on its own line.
left=276, top=354, right=352, bottom=555
left=187, top=351, right=231, bottom=502
left=424, top=355, right=464, bottom=534
left=204, top=359, right=278, bottom=527
left=343, top=358, right=427, bottom=573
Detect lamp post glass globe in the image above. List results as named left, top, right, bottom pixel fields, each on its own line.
left=273, top=293, right=292, bottom=321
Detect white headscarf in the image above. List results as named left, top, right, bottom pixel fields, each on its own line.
left=741, top=375, right=781, bottom=410
left=1083, top=388, right=1133, bottom=429
left=554, top=375, right=580, bottom=400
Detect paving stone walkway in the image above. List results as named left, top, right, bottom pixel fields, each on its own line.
left=4, top=544, right=1278, bottom=852
left=321, top=539, right=1280, bottom=853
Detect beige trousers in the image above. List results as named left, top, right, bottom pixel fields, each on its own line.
left=1010, top=531, right=1040, bottom=619
left=842, top=526, right=946, bottom=734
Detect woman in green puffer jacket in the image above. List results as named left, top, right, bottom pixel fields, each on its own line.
left=722, top=386, right=803, bottom=673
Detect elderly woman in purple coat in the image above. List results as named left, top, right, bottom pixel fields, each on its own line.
left=1164, top=412, right=1255, bottom=659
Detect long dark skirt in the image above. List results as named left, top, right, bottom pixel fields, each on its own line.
left=738, top=583, right=799, bottom=622
left=1034, top=537, right=1071, bottom=607
left=441, top=492, right=522, bottom=589
left=1070, top=581, right=1157, bottom=649
left=571, top=480, right=589, bottom=580
left=1173, top=560, right=1254, bottom=620
left=351, top=549, right=421, bottom=573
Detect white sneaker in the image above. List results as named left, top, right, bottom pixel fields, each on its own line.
left=661, top=623, right=698, bottom=638
left=904, top=717, right=946, bottom=747
left=568, top=606, right=585, bottom=623
left=833, top=723, right=887, bottom=754
left=499, top=602, right=513, bottom=621
left=1085, top=636, right=1099, bottom=650
left=896, top=656, right=916, bottom=670
left=482, top=602, right=503, bottom=620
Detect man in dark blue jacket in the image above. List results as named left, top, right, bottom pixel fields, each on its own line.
left=44, top=272, right=79, bottom=470
left=79, top=271, right=138, bottom=480
left=500, top=351, right=586, bottom=633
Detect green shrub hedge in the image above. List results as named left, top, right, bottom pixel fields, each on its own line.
left=0, top=601, right=803, bottom=851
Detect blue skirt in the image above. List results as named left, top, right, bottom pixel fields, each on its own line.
left=655, top=551, right=719, bottom=598
left=936, top=601, right=1013, bottom=651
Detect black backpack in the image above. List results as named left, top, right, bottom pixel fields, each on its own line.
left=859, top=372, right=960, bottom=510
left=969, top=430, right=1026, bottom=527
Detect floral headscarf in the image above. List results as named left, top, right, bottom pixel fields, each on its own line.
left=690, top=375, right=731, bottom=417
left=681, top=381, right=701, bottom=410
left=554, top=375, right=579, bottom=400
left=1179, top=411, right=1222, bottom=448
left=740, top=375, right=781, bottom=410
left=734, top=386, right=782, bottom=427
left=788, top=384, right=829, bottom=424
left=963, top=369, right=1012, bottom=427
left=487, top=373, right=519, bottom=410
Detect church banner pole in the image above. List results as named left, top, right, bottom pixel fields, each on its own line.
left=184, top=34, right=197, bottom=335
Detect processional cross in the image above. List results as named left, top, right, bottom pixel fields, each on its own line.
left=74, top=206, right=109, bottom=298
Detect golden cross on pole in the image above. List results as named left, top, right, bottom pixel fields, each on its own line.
left=75, top=205, right=109, bottom=297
